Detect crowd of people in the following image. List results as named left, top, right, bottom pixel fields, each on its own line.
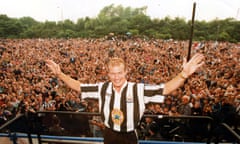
left=0, top=37, right=239, bottom=140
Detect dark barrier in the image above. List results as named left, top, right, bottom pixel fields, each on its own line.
left=209, top=123, right=240, bottom=143
left=0, top=111, right=239, bottom=144
left=37, top=111, right=94, bottom=137
left=140, top=115, right=214, bottom=142
left=0, top=114, right=24, bottom=131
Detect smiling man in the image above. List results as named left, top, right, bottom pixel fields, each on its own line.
left=45, top=53, right=204, bottom=144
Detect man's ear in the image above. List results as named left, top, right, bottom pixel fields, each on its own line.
left=125, top=68, right=128, bottom=75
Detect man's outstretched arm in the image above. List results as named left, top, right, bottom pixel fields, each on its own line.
left=163, top=53, right=205, bottom=95
left=45, top=60, right=81, bottom=93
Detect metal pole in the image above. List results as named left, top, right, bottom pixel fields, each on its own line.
left=187, top=2, right=196, bottom=61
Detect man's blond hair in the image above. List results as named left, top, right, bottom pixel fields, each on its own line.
left=107, top=57, right=126, bottom=71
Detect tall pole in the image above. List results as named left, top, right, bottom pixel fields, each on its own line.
left=61, top=7, right=63, bottom=22
left=187, top=2, right=196, bottom=61
left=236, top=8, right=240, bottom=20
left=57, top=6, right=63, bottom=23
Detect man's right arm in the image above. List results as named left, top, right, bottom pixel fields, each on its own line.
left=57, top=72, right=81, bottom=93
left=45, top=60, right=81, bottom=93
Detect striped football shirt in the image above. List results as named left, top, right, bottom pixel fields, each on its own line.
left=80, top=81, right=164, bottom=132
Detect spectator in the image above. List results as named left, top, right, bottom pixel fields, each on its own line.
left=48, top=115, right=65, bottom=135
left=89, top=106, right=104, bottom=137
left=142, top=112, right=161, bottom=140
left=191, top=101, right=202, bottom=116
left=177, top=95, right=192, bottom=116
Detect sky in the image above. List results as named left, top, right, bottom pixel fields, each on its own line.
left=0, top=0, right=240, bottom=22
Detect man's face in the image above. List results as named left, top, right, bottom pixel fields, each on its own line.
left=108, top=64, right=127, bottom=90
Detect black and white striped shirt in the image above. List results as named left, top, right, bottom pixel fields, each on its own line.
left=80, top=81, right=164, bottom=132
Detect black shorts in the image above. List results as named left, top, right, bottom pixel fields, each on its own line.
left=103, top=127, right=138, bottom=144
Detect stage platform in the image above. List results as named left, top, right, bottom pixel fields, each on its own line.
left=0, top=133, right=208, bottom=144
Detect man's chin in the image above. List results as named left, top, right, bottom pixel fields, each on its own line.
left=112, top=83, right=123, bottom=88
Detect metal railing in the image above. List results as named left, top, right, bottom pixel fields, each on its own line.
left=0, top=111, right=239, bottom=144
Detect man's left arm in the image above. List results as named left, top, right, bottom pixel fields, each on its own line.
left=163, top=53, right=205, bottom=95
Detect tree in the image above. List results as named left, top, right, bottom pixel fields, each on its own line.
left=0, top=15, right=24, bottom=38
left=0, top=5, right=239, bottom=42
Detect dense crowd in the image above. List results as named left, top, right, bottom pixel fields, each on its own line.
left=0, top=37, right=239, bottom=140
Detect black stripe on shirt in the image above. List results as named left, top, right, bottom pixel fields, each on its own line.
left=108, top=88, right=115, bottom=128
left=100, top=82, right=109, bottom=122
left=81, top=86, right=98, bottom=92
left=120, top=84, right=128, bottom=132
left=133, top=83, right=140, bottom=129
left=144, top=88, right=163, bottom=97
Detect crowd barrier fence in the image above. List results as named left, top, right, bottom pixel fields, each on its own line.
left=0, top=111, right=239, bottom=144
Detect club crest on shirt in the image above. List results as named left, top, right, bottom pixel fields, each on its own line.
left=106, top=92, right=112, bottom=97
left=111, top=109, right=124, bottom=125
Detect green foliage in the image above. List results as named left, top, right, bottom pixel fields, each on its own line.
left=218, top=31, right=231, bottom=41
left=0, top=15, right=25, bottom=38
left=0, top=5, right=239, bottom=42
left=128, top=29, right=139, bottom=36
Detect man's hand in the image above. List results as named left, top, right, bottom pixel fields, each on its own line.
left=182, top=53, right=205, bottom=78
left=45, top=60, right=81, bottom=93
left=45, top=60, right=62, bottom=76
